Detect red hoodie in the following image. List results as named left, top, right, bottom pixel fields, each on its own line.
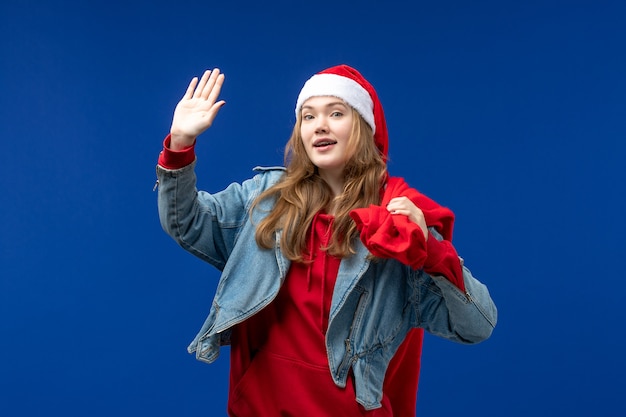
left=228, top=213, right=407, bottom=416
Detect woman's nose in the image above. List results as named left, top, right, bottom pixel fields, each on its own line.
left=315, top=116, right=328, bottom=133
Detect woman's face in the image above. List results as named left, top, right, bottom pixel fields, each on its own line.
left=300, top=96, right=354, bottom=182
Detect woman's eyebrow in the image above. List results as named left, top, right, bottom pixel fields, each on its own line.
left=301, top=101, right=348, bottom=110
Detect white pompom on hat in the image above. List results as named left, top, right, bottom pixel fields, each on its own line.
left=295, top=64, right=389, bottom=159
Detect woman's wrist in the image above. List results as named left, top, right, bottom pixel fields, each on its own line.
left=169, top=131, right=196, bottom=151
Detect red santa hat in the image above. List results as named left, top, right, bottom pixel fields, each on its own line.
left=295, top=64, right=389, bottom=159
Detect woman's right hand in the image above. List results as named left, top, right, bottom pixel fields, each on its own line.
left=169, top=69, right=226, bottom=150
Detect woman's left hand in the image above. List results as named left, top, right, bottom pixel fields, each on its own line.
left=386, top=197, right=428, bottom=241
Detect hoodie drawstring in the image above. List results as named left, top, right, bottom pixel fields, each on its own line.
left=305, top=212, right=336, bottom=332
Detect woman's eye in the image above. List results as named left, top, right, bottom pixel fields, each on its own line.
left=303, top=114, right=313, bottom=120
left=331, top=111, right=343, bottom=117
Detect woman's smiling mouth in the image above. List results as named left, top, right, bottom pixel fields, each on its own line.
left=313, top=139, right=338, bottom=148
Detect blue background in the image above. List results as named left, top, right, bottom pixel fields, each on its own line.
left=2, top=0, right=625, bottom=415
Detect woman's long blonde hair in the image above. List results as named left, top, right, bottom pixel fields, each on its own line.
left=251, top=107, right=387, bottom=261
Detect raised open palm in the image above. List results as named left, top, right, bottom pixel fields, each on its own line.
left=169, top=69, right=225, bottom=150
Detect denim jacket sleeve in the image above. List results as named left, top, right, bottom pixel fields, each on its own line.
left=156, top=161, right=284, bottom=271
left=413, top=228, right=497, bottom=343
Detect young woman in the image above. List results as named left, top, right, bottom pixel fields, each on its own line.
left=156, top=65, right=497, bottom=416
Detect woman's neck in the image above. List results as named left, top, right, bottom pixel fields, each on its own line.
left=319, top=171, right=344, bottom=199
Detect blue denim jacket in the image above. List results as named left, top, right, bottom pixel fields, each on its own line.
left=156, top=162, right=497, bottom=410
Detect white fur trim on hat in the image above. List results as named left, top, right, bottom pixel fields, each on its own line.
left=295, top=73, right=376, bottom=134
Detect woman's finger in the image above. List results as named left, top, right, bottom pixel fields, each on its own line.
left=193, top=70, right=212, bottom=99
left=206, top=73, right=225, bottom=104
left=201, top=68, right=222, bottom=100
left=183, top=76, right=199, bottom=100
